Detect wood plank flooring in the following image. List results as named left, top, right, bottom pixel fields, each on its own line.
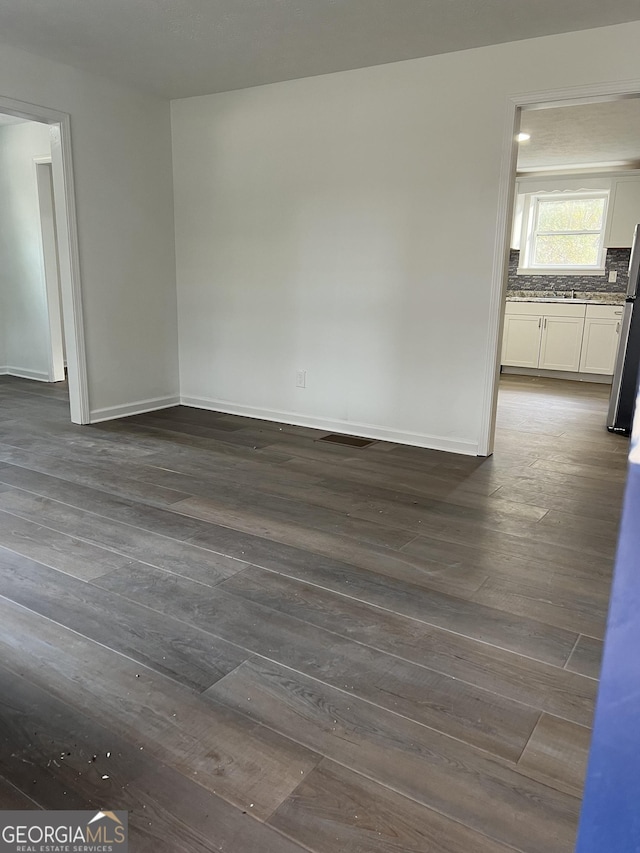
left=0, top=373, right=627, bottom=852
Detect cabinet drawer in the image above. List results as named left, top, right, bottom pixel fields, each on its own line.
left=541, top=303, right=586, bottom=318
left=585, top=304, right=624, bottom=320
left=505, top=302, right=543, bottom=316
left=505, top=301, right=585, bottom=318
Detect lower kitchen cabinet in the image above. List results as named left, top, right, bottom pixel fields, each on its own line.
left=538, top=316, right=584, bottom=371
left=501, top=314, right=542, bottom=368
left=502, top=301, right=622, bottom=377
left=579, top=306, right=623, bottom=374
left=502, top=302, right=586, bottom=373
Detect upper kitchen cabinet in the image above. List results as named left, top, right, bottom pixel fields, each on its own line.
left=604, top=177, right=640, bottom=248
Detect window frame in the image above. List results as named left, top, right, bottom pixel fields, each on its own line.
left=518, top=190, right=610, bottom=276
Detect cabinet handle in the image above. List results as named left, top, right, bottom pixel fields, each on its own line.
left=538, top=317, right=542, bottom=328
left=543, top=318, right=547, bottom=329
left=617, top=321, right=621, bottom=333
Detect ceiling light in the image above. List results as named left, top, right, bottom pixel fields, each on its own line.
left=517, top=132, right=531, bottom=142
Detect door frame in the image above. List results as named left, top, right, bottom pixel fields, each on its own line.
left=478, top=78, right=640, bottom=457
left=34, top=157, right=66, bottom=383
left=0, top=95, right=89, bottom=423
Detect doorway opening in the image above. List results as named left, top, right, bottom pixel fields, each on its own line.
left=0, top=97, right=88, bottom=424
left=496, top=95, right=640, bottom=453
left=481, top=82, right=640, bottom=457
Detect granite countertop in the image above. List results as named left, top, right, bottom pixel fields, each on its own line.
left=507, top=290, right=625, bottom=306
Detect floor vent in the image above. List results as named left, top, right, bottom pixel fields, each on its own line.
left=317, top=433, right=376, bottom=448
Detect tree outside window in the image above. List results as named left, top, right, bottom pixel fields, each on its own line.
left=522, top=192, right=609, bottom=272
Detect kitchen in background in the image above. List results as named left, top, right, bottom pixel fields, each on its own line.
left=501, top=98, right=640, bottom=388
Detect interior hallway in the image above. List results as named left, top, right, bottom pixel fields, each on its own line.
left=0, top=373, right=627, bottom=852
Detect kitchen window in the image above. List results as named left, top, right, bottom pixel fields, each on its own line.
left=518, top=190, right=609, bottom=275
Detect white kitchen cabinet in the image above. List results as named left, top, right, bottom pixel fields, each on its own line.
left=502, top=301, right=625, bottom=377
left=538, top=316, right=584, bottom=371
left=502, top=302, right=586, bottom=372
left=605, top=177, right=640, bottom=247
left=579, top=305, right=624, bottom=375
left=501, top=314, right=542, bottom=367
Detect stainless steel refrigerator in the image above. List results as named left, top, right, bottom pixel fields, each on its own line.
left=607, top=224, right=640, bottom=434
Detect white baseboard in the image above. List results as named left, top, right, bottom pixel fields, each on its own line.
left=0, top=366, right=50, bottom=382
left=179, top=394, right=479, bottom=456
left=501, top=366, right=613, bottom=385
left=90, top=395, right=180, bottom=423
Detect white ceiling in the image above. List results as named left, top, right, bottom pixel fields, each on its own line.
left=518, top=98, right=640, bottom=171
left=0, top=0, right=639, bottom=99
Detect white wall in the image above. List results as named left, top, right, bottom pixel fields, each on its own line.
left=0, top=193, right=4, bottom=371
left=0, top=265, right=4, bottom=371
left=0, top=43, right=179, bottom=418
left=172, top=21, right=640, bottom=454
left=0, top=121, right=53, bottom=380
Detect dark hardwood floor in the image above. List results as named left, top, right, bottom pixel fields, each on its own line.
left=0, top=373, right=627, bottom=852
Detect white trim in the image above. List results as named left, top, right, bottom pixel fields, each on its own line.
left=502, top=366, right=612, bottom=384
left=480, top=78, right=640, bottom=458
left=0, top=96, right=89, bottom=424
left=180, top=395, right=479, bottom=456
left=518, top=161, right=638, bottom=174
left=517, top=168, right=640, bottom=183
left=50, top=121, right=89, bottom=423
left=515, top=81, right=640, bottom=110
left=0, top=367, right=51, bottom=382
left=517, top=267, right=606, bottom=277
left=477, top=96, right=520, bottom=457
left=90, top=396, right=180, bottom=423
left=34, top=157, right=66, bottom=382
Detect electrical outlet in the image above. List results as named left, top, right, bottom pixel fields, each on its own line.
left=295, top=370, right=306, bottom=388
left=609, top=270, right=618, bottom=283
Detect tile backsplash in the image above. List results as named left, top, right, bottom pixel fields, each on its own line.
left=507, top=248, right=630, bottom=293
